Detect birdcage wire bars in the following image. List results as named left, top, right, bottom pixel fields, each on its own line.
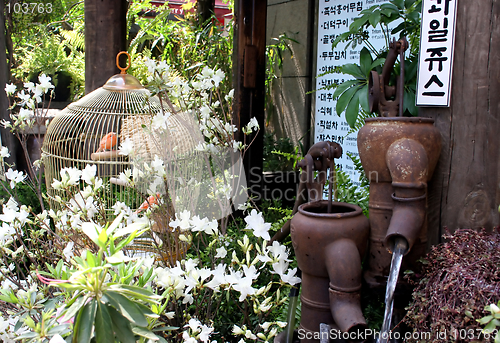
left=41, top=67, right=201, bottom=263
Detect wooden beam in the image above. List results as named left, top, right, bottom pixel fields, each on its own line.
left=84, top=0, right=128, bottom=93
left=232, top=0, right=267, bottom=201
left=424, top=0, right=500, bottom=245
left=0, top=0, right=20, bottom=168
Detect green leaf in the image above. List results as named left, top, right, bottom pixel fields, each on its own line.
left=336, top=85, right=360, bottom=115
left=114, top=231, right=145, bottom=252
left=95, top=302, right=114, bottom=343
left=359, top=48, right=373, bottom=76
left=97, top=227, right=108, bottom=248
left=153, top=326, right=180, bottom=332
left=484, top=319, right=497, bottom=333
left=359, top=85, right=369, bottom=113
left=331, top=32, right=350, bottom=49
left=340, top=63, right=364, bottom=79
left=107, top=305, right=136, bottom=343
left=408, top=10, right=420, bottom=23
left=47, top=324, right=70, bottom=335
left=60, top=295, right=87, bottom=323
left=132, top=326, right=159, bottom=340
left=405, top=58, right=419, bottom=81
left=405, top=0, right=417, bottom=8
left=135, top=302, right=160, bottom=318
left=391, top=22, right=406, bottom=35
left=495, top=331, right=500, bottom=343
left=404, top=89, right=417, bottom=116
left=103, top=291, right=148, bottom=327
left=73, top=299, right=97, bottom=343
left=370, top=60, right=385, bottom=74
left=349, top=15, right=369, bottom=32
left=478, top=315, right=493, bottom=325
left=86, top=250, right=97, bottom=268
left=15, top=331, right=39, bottom=340
left=332, top=80, right=357, bottom=99
left=369, top=10, right=381, bottom=28
left=345, top=91, right=361, bottom=128
left=110, top=284, right=156, bottom=298
left=392, top=0, right=405, bottom=10
left=380, top=3, right=399, bottom=14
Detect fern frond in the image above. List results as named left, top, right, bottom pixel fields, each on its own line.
left=60, top=28, right=85, bottom=51
left=346, top=152, right=369, bottom=187
left=347, top=109, right=377, bottom=135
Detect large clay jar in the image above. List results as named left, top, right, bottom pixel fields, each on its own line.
left=357, top=117, right=441, bottom=289
left=290, top=200, right=369, bottom=342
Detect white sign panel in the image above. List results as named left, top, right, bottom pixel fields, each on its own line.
left=416, top=0, right=458, bottom=106
left=315, top=0, right=391, bottom=186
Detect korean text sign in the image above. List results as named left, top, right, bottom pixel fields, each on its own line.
left=416, top=0, right=457, bottom=106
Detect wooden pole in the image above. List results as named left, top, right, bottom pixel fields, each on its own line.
left=0, top=0, right=19, bottom=167
left=197, top=0, right=215, bottom=27
left=423, top=0, right=500, bottom=245
left=233, top=0, right=267, bottom=202
left=84, top=0, right=128, bottom=93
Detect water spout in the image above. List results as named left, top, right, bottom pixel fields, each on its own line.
left=378, top=237, right=408, bottom=343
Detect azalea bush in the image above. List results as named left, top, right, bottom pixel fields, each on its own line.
left=0, top=59, right=300, bottom=342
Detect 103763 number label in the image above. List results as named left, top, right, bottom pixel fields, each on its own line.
left=6, top=2, right=53, bottom=14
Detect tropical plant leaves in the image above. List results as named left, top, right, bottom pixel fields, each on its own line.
left=73, top=299, right=97, bottom=343
left=336, top=85, right=360, bottom=116
left=103, top=290, right=149, bottom=327
left=107, top=305, right=136, bottom=343
left=95, top=302, right=114, bottom=343
left=345, top=92, right=360, bottom=128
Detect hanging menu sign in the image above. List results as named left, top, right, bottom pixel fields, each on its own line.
left=315, top=0, right=391, bottom=186
left=416, top=0, right=457, bottom=106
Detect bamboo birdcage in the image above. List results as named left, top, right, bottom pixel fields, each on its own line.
left=42, top=52, right=200, bottom=262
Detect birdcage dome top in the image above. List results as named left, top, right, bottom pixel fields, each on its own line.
left=103, top=73, right=145, bottom=90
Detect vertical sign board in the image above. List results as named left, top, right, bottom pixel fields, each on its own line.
left=416, top=0, right=457, bottom=106
left=315, top=0, right=391, bottom=188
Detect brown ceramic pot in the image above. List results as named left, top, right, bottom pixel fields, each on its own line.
left=357, top=117, right=441, bottom=288
left=290, top=200, right=369, bottom=342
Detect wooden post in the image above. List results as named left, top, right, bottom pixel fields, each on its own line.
left=423, top=0, right=500, bottom=245
left=84, top=0, right=128, bottom=93
left=0, top=0, right=19, bottom=167
left=232, top=0, right=267, bottom=201
left=197, top=0, right=215, bottom=26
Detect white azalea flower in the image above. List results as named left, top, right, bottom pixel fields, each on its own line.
left=5, top=168, right=25, bottom=188
left=81, top=222, right=102, bottom=244
left=151, top=111, right=171, bottom=130
left=280, top=267, right=301, bottom=286
left=169, top=210, right=191, bottom=231
left=81, top=164, right=97, bottom=185
left=199, top=324, right=214, bottom=343
left=23, top=82, right=35, bottom=93
left=119, top=138, right=134, bottom=156
left=215, top=246, right=227, bottom=259
left=182, top=331, right=197, bottom=343
left=58, top=243, right=74, bottom=264
left=244, top=209, right=271, bottom=241
left=4, top=83, right=16, bottom=95
left=49, top=334, right=66, bottom=343
left=38, top=74, right=55, bottom=92
left=232, top=276, right=256, bottom=301
left=267, top=241, right=289, bottom=261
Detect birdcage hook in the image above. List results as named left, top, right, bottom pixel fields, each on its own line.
left=116, top=51, right=131, bottom=74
